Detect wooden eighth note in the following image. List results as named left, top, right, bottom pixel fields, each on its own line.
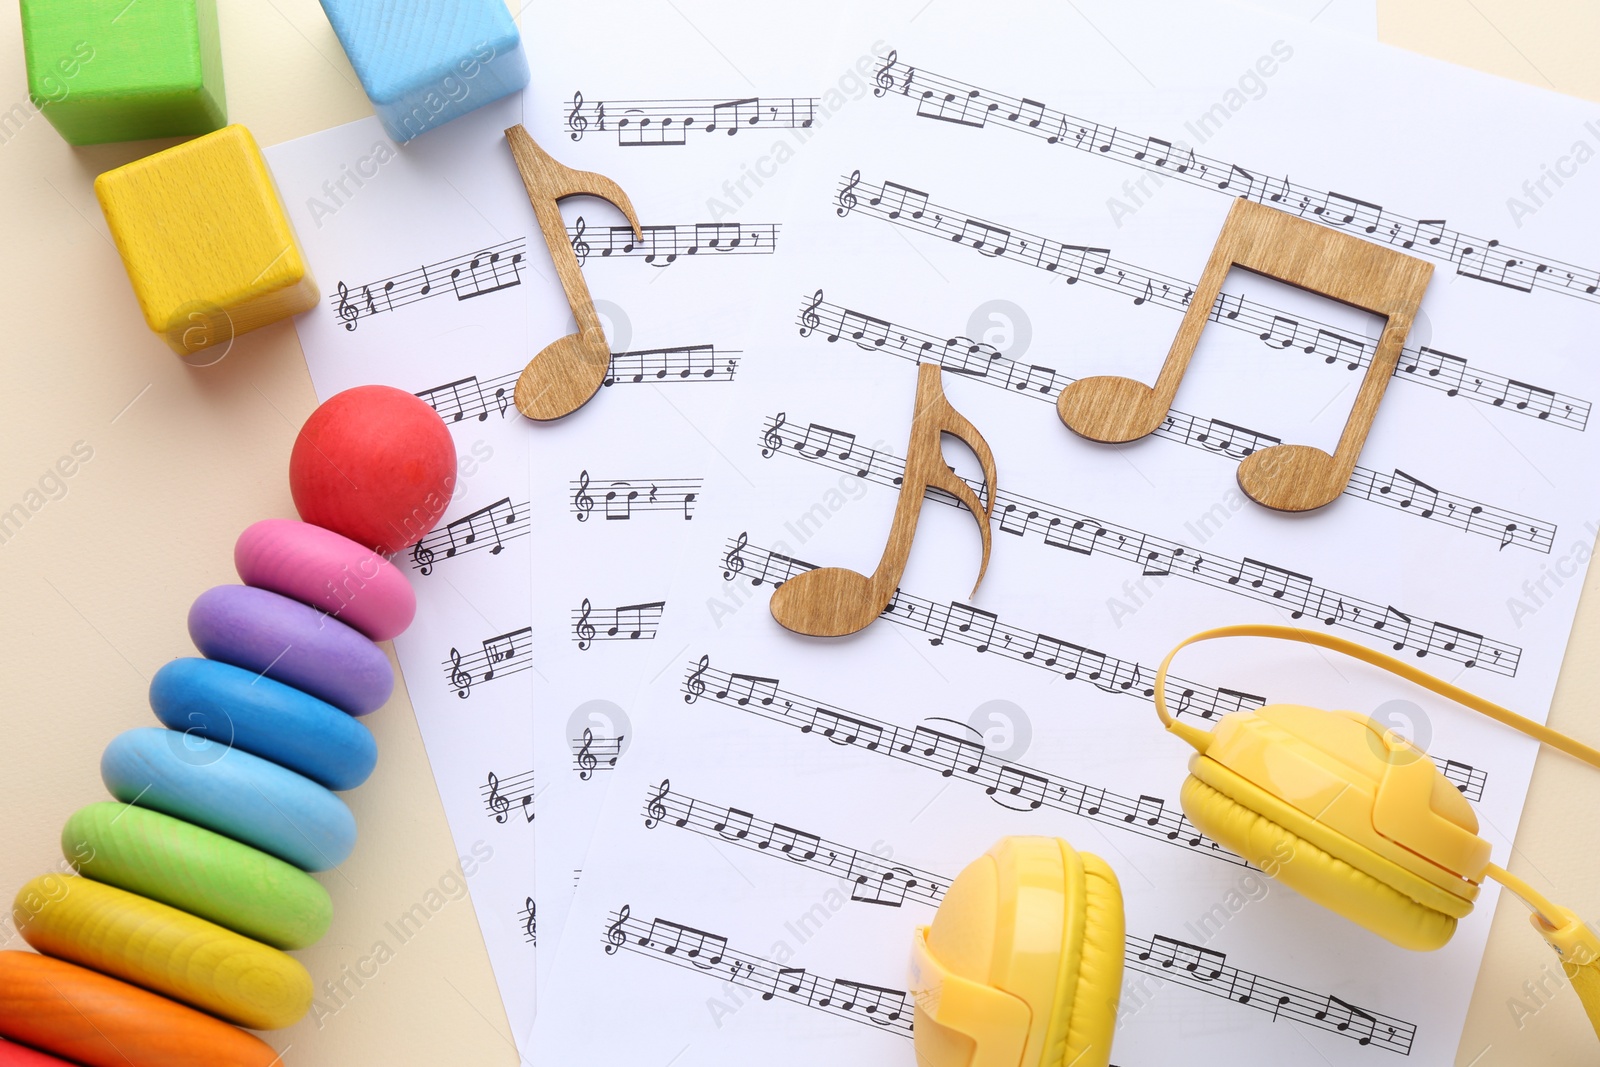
left=770, top=363, right=997, bottom=637
left=1056, top=198, right=1433, bottom=512
left=504, top=124, right=643, bottom=421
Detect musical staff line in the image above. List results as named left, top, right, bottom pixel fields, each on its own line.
left=572, top=472, right=703, bottom=521
left=573, top=730, right=625, bottom=780
left=604, top=905, right=914, bottom=1036
left=872, top=52, right=1600, bottom=314
left=795, top=291, right=1557, bottom=553
left=410, top=497, right=525, bottom=574
left=331, top=238, right=528, bottom=330
left=570, top=217, right=779, bottom=268
left=760, top=411, right=1521, bottom=675
left=680, top=655, right=1243, bottom=865
left=712, top=538, right=1487, bottom=801
left=833, top=172, right=1587, bottom=432
left=645, top=780, right=1418, bottom=1053
left=573, top=598, right=666, bottom=650
left=444, top=626, right=533, bottom=698
left=567, top=91, right=818, bottom=146
left=413, top=346, right=740, bottom=423
left=481, top=769, right=535, bottom=825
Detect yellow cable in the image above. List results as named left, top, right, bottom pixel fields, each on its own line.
left=1153, top=624, right=1600, bottom=770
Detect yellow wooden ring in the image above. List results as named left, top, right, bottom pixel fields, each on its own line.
left=12, top=873, right=312, bottom=1030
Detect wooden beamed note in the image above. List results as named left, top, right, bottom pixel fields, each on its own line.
left=504, top=124, right=643, bottom=420
left=1056, top=198, right=1434, bottom=512
left=770, top=363, right=997, bottom=637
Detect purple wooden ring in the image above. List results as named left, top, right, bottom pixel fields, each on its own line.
left=235, top=519, right=416, bottom=641
left=187, top=585, right=394, bottom=716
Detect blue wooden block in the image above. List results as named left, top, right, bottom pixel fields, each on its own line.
left=318, top=0, right=529, bottom=143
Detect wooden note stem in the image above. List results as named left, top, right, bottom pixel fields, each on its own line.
left=504, top=125, right=644, bottom=421
left=1057, top=198, right=1433, bottom=512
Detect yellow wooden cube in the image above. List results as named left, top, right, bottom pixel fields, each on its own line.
left=95, top=125, right=318, bottom=357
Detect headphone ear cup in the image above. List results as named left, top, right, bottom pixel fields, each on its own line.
left=1048, top=850, right=1123, bottom=1067
left=912, top=838, right=1124, bottom=1067
left=1179, top=773, right=1459, bottom=952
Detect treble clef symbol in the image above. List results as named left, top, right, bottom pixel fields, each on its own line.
left=572, top=216, right=591, bottom=267
left=412, top=538, right=436, bottom=575
left=836, top=170, right=861, bottom=218
left=574, top=470, right=595, bottom=522
left=604, top=905, right=631, bottom=954
left=567, top=90, right=589, bottom=141
left=722, top=532, right=748, bottom=581
left=762, top=413, right=787, bottom=458
left=873, top=50, right=899, bottom=97
left=576, top=727, right=599, bottom=780
left=524, top=897, right=536, bottom=943
left=644, top=779, right=671, bottom=828
left=449, top=648, right=472, bottom=698
left=684, top=655, right=709, bottom=704
left=337, top=281, right=360, bottom=331
left=798, top=289, right=822, bottom=338
left=576, top=598, right=596, bottom=650
left=486, top=771, right=510, bottom=823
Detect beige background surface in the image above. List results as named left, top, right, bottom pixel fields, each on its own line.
left=0, top=1, right=1596, bottom=1063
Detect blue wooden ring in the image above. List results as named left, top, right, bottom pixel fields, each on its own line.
left=149, top=658, right=377, bottom=791
left=100, top=728, right=356, bottom=872
left=187, top=585, right=393, bottom=716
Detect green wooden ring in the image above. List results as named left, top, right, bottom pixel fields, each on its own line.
left=62, top=803, right=331, bottom=951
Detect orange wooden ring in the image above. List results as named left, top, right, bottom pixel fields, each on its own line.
left=0, top=1038, right=79, bottom=1066
left=0, top=952, right=282, bottom=1067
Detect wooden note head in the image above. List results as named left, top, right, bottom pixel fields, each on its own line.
left=1056, top=198, right=1433, bottom=512
left=515, top=325, right=612, bottom=421
left=503, top=124, right=643, bottom=422
left=1057, top=374, right=1168, bottom=443
left=770, top=568, right=883, bottom=637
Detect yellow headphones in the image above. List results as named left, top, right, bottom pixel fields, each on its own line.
left=913, top=625, right=1600, bottom=1067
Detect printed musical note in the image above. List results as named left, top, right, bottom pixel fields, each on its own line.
left=571, top=600, right=665, bottom=647
left=764, top=410, right=1525, bottom=674
left=837, top=180, right=1587, bottom=431
left=1056, top=197, right=1433, bottom=511
left=480, top=769, right=534, bottom=825
left=441, top=627, right=533, bottom=696
left=643, top=784, right=1416, bottom=1052
left=561, top=94, right=820, bottom=146
left=602, top=905, right=916, bottom=1037
left=868, top=58, right=1600, bottom=311
left=573, top=727, right=626, bottom=780
left=793, top=292, right=1559, bottom=550
left=504, top=125, right=643, bottom=421
left=686, top=658, right=1238, bottom=863
left=328, top=239, right=528, bottom=329
left=568, top=475, right=702, bottom=521
left=770, top=364, right=996, bottom=638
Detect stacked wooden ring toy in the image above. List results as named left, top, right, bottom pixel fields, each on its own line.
left=0, top=386, right=456, bottom=1067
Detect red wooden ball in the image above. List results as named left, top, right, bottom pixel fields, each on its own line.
left=290, top=386, right=456, bottom=555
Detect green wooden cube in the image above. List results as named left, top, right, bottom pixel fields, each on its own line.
left=19, top=0, right=226, bottom=146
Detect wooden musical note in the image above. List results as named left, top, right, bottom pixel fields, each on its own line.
left=1056, top=198, right=1433, bottom=511
left=769, top=364, right=996, bottom=637
left=504, top=125, right=643, bottom=420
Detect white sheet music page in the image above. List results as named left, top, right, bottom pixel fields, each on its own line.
left=532, top=2, right=1600, bottom=1063
left=265, top=99, right=565, bottom=1055
left=518, top=0, right=928, bottom=982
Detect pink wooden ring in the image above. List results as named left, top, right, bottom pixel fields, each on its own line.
left=235, top=519, right=415, bottom=641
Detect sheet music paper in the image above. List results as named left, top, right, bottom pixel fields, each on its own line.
left=530, top=2, right=1600, bottom=1063
left=518, top=0, right=945, bottom=983
left=265, top=100, right=561, bottom=1054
